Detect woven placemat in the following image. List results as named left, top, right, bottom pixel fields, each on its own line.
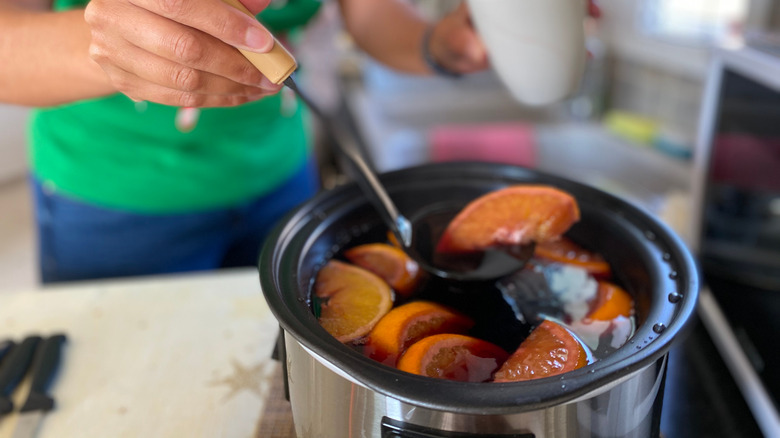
left=255, top=362, right=295, bottom=438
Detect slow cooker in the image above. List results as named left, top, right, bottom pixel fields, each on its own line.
left=259, top=162, right=698, bottom=438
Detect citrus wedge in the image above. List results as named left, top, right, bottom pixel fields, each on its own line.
left=344, top=243, right=423, bottom=297
left=314, top=260, right=393, bottom=343
left=387, top=230, right=402, bottom=248
left=365, top=301, right=474, bottom=366
left=587, top=281, right=634, bottom=321
left=436, top=185, right=580, bottom=254
left=493, top=320, right=588, bottom=382
left=534, top=237, right=611, bottom=278
left=397, top=334, right=508, bottom=382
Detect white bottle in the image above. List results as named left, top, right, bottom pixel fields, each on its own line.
left=467, top=0, right=587, bottom=106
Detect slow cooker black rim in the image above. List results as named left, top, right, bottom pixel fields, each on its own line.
left=259, top=162, right=699, bottom=415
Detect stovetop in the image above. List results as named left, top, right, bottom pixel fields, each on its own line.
left=660, top=317, right=766, bottom=437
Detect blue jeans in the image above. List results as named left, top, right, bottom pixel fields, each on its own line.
left=33, top=160, right=319, bottom=284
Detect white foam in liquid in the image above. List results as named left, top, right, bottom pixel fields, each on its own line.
left=570, top=316, right=633, bottom=352
left=542, top=263, right=635, bottom=358
left=546, top=264, right=598, bottom=321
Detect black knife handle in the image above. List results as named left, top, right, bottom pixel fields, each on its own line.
left=0, top=340, right=16, bottom=365
left=0, top=335, right=42, bottom=415
left=19, top=334, right=67, bottom=413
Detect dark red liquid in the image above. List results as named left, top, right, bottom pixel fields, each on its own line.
left=408, top=205, right=532, bottom=280
left=311, top=223, right=635, bottom=366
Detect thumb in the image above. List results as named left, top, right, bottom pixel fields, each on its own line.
left=454, top=2, right=486, bottom=63
left=463, top=33, right=488, bottom=66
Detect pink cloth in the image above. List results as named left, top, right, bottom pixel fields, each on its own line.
left=712, top=134, right=780, bottom=192
left=429, top=124, right=536, bottom=167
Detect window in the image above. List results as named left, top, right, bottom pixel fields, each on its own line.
left=640, top=0, right=749, bottom=44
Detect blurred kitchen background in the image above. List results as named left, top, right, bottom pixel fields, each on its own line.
left=2, top=1, right=780, bottom=435
left=0, top=0, right=771, bottom=290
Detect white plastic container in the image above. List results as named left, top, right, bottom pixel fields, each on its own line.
left=467, top=0, right=587, bottom=106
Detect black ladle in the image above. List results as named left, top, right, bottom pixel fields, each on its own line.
left=284, top=77, right=533, bottom=283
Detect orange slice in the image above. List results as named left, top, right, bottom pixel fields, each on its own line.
left=587, top=281, right=634, bottom=321
left=534, top=237, right=612, bottom=278
left=314, top=260, right=393, bottom=343
left=365, top=301, right=474, bottom=366
left=397, top=334, right=508, bottom=382
left=436, top=185, right=580, bottom=254
left=344, top=243, right=423, bottom=298
left=387, top=230, right=402, bottom=248
left=493, top=320, right=588, bottom=382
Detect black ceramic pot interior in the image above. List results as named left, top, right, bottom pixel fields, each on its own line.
left=260, top=162, right=698, bottom=415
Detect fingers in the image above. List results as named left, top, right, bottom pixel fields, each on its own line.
left=88, top=0, right=273, bottom=88
left=126, top=0, right=274, bottom=53
left=451, top=4, right=488, bottom=72
left=84, top=0, right=282, bottom=107
left=428, top=2, right=489, bottom=75
left=95, top=39, right=273, bottom=97
left=440, top=28, right=488, bottom=73
left=98, top=62, right=270, bottom=107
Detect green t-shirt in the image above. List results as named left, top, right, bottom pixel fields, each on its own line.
left=30, top=0, right=321, bottom=213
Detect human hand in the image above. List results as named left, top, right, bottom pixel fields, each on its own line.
left=84, top=0, right=282, bottom=107
left=425, top=2, right=488, bottom=76
left=426, top=0, right=601, bottom=76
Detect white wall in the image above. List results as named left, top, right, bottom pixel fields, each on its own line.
left=0, top=104, right=30, bottom=184
left=597, top=0, right=711, bottom=144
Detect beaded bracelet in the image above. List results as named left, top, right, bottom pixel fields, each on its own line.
left=421, top=25, right=462, bottom=78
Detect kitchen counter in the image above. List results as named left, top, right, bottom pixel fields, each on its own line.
left=0, top=268, right=284, bottom=438
left=0, top=268, right=771, bottom=438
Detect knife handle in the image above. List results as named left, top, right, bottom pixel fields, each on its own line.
left=0, top=340, right=16, bottom=365
left=0, top=335, right=42, bottom=415
left=19, top=334, right=67, bottom=413
left=220, top=0, right=298, bottom=84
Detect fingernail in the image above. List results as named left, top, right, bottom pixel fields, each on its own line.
left=259, top=75, right=281, bottom=89
left=245, top=26, right=273, bottom=52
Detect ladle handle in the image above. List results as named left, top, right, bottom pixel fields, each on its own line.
left=222, top=0, right=412, bottom=247
left=330, top=120, right=413, bottom=248
left=220, top=0, right=297, bottom=84
left=282, top=79, right=413, bottom=248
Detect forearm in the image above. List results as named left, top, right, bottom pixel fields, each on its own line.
left=338, top=0, right=430, bottom=75
left=0, top=3, right=115, bottom=107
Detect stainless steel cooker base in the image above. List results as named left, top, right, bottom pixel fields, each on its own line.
left=285, top=332, right=667, bottom=438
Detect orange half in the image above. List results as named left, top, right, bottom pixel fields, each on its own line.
left=365, top=301, right=474, bottom=366
left=534, top=237, right=612, bottom=278
left=436, top=185, right=580, bottom=254
left=493, top=320, right=588, bottom=382
left=344, top=243, right=422, bottom=298
left=587, top=281, right=634, bottom=321
left=314, top=260, right=393, bottom=343
left=397, top=334, right=508, bottom=382
left=387, top=230, right=402, bottom=248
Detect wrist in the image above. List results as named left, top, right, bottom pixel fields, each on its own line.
left=421, top=24, right=461, bottom=78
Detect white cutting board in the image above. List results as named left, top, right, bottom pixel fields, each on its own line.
left=0, top=269, right=281, bottom=438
